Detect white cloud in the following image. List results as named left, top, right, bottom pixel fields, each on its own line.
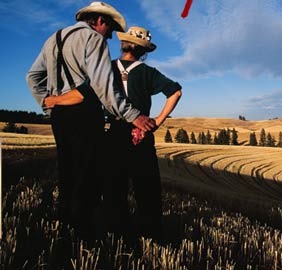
left=247, top=91, right=282, bottom=110
left=139, top=0, right=282, bottom=81
left=243, top=90, right=282, bottom=119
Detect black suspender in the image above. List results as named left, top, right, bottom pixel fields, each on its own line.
left=56, top=27, right=85, bottom=94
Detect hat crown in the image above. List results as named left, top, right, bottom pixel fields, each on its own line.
left=127, top=26, right=152, bottom=42
left=89, top=2, right=110, bottom=9
left=75, top=1, right=126, bottom=32
left=116, top=25, right=156, bottom=52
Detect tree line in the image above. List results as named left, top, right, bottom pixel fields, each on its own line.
left=249, top=128, right=282, bottom=147
left=165, top=128, right=282, bottom=147
left=0, top=109, right=50, bottom=124
left=2, top=122, right=29, bottom=134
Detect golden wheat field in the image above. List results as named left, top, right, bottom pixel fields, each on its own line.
left=157, top=143, right=282, bottom=207
left=2, top=117, right=282, bottom=143
left=155, top=117, right=282, bottom=208
left=1, top=118, right=282, bottom=270
left=155, top=117, right=282, bottom=144
left=0, top=132, right=55, bottom=149
left=1, top=118, right=282, bottom=207
left=0, top=122, right=53, bottom=136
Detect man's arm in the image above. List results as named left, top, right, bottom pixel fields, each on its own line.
left=44, top=88, right=156, bottom=132
left=26, top=51, right=48, bottom=109
left=44, top=89, right=84, bottom=108
left=155, top=90, right=182, bottom=128
left=44, top=89, right=156, bottom=132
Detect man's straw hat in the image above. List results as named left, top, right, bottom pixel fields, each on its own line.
left=116, top=26, right=157, bottom=52
left=76, top=2, right=126, bottom=32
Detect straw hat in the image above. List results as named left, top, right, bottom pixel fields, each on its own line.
left=116, top=26, right=157, bottom=52
left=76, top=2, right=126, bottom=32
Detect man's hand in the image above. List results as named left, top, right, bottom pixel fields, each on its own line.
left=44, top=90, right=84, bottom=108
left=132, top=115, right=156, bottom=132
left=44, top=96, right=58, bottom=108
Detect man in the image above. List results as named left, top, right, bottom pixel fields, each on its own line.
left=103, top=26, right=182, bottom=242
left=26, top=2, right=155, bottom=239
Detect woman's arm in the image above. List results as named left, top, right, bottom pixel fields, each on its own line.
left=155, top=89, right=182, bottom=128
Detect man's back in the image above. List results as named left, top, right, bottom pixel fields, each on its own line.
left=41, top=22, right=110, bottom=96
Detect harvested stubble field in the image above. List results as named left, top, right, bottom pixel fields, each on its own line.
left=156, top=143, right=282, bottom=218
left=0, top=122, right=53, bottom=136
left=0, top=132, right=55, bottom=149
left=1, top=117, right=282, bottom=203
left=2, top=118, right=282, bottom=269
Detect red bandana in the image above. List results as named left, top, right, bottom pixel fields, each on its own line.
left=131, top=128, right=145, bottom=145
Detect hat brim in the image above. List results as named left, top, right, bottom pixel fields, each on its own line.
left=116, top=31, right=156, bottom=52
left=76, top=5, right=126, bottom=32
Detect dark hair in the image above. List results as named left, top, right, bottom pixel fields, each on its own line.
left=76, top=12, right=100, bottom=23
left=121, top=41, right=147, bottom=60
left=77, top=12, right=120, bottom=31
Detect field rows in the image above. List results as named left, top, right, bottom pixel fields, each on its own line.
left=156, top=143, right=282, bottom=206
left=2, top=130, right=282, bottom=206
left=0, top=132, right=55, bottom=148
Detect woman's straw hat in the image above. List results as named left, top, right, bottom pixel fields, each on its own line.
left=116, top=26, right=157, bottom=52
left=76, top=2, right=126, bottom=32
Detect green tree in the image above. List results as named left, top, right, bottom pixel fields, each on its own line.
left=266, top=132, right=275, bottom=147
left=202, top=132, right=207, bottom=144
left=175, top=128, right=189, bottom=143
left=259, top=128, right=266, bottom=146
left=249, top=132, right=258, bottom=146
left=277, top=131, right=282, bottom=147
left=190, top=132, right=197, bottom=144
left=18, top=126, right=28, bottom=134
left=214, top=132, right=219, bottom=145
left=217, top=128, right=230, bottom=145
left=2, top=121, right=28, bottom=134
left=197, top=132, right=208, bottom=144
left=2, top=122, right=17, bottom=133
left=197, top=132, right=203, bottom=144
left=206, top=130, right=212, bottom=144
left=231, top=128, right=238, bottom=145
left=164, top=129, right=173, bottom=143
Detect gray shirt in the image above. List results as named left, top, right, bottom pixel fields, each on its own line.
left=26, top=21, right=140, bottom=122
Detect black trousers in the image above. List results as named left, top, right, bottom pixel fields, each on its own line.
left=51, top=101, right=104, bottom=239
left=103, top=120, right=163, bottom=242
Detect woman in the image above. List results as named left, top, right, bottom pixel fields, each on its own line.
left=103, top=26, right=182, bottom=242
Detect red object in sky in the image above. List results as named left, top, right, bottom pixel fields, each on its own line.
left=181, top=0, right=193, bottom=18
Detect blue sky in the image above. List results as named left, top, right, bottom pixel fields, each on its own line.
left=0, top=0, right=282, bottom=120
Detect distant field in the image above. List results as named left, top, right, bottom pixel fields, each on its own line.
left=0, top=132, right=55, bottom=149
left=1, top=117, right=282, bottom=207
left=155, top=117, right=282, bottom=144
left=157, top=143, right=282, bottom=209
left=1, top=117, right=282, bottom=145
left=1, top=118, right=282, bottom=199
left=0, top=122, right=53, bottom=136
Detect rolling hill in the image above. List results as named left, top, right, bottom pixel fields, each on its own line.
left=1, top=117, right=282, bottom=144
left=154, top=117, right=282, bottom=144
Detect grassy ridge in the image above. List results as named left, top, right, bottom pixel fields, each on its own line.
left=155, top=117, right=282, bottom=144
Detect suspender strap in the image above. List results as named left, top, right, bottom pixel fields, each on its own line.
left=56, top=27, right=85, bottom=94
left=116, top=59, right=142, bottom=96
